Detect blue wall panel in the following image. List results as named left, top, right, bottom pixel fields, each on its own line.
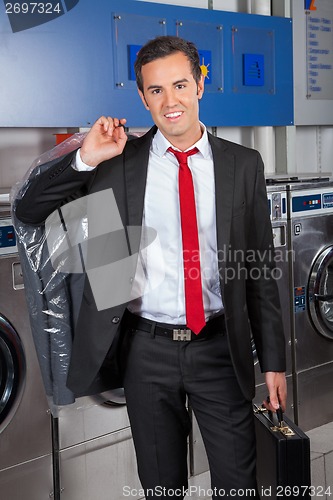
left=0, top=0, right=293, bottom=127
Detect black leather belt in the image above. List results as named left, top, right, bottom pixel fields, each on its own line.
left=126, top=310, right=226, bottom=341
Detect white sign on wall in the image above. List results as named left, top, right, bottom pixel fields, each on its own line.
left=306, top=0, right=333, bottom=100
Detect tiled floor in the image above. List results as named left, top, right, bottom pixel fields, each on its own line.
left=306, top=421, right=333, bottom=498
left=141, top=422, right=333, bottom=500
left=184, top=421, right=333, bottom=500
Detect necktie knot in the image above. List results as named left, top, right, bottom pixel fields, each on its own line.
left=168, top=147, right=199, bottom=167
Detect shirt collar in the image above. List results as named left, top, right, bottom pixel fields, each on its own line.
left=152, top=123, right=211, bottom=160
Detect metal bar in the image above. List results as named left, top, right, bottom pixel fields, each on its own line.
left=51, top=416, right=61, bottom=500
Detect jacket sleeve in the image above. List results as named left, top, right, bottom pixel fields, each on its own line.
left=15, top=150, right=95, bottom=225
left=245, top=152, right=286, bottom=373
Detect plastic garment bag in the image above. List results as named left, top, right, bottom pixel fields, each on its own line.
left=11, top=134, right=88, bottom=414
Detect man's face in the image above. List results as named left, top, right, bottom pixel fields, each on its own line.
left=138, top=51, right=204, bottom=150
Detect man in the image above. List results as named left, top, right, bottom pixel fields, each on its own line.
left=16, top=36, right=286, bottom=498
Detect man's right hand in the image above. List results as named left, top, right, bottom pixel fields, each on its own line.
left=79, top=116, right=128, bottom=167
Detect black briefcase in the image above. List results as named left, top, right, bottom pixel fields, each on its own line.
left=254, top=404, right=311, bottom=500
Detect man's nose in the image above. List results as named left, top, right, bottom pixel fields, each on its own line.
left=164, top=89, right=178, bottom=107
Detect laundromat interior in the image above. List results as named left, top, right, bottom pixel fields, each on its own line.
left=0, top=0, right=333, bottom=499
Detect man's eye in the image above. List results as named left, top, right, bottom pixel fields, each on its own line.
left=152, top=89, right=162, bottom=94
left=176, top=85, right=185, bottom=89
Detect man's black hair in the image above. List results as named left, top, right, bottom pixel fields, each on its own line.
left=134, top=36, right=202, bottom=93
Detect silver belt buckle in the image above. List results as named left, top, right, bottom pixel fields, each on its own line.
left=173, top=328, right=192, bottom=341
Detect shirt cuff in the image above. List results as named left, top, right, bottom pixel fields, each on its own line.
left=72, top=149, right=95, bottom=172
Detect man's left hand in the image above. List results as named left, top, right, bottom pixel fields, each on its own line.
left=263, top=371, right=287, bottom=412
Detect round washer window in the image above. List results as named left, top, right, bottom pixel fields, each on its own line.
left=0, top=314, right=26, bottom=432
left=308, top=246, right=333, bottom=340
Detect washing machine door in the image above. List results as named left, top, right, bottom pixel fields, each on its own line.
left=0, top=314, right=26, bottom=431
left=308, top=246, right=333, bottom=340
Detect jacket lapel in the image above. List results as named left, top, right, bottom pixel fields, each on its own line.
left=208, top=133, right=235, bottom=290
left=124, top=126, right=156, bottom=228
left=122, top=127, right=157, bottom=257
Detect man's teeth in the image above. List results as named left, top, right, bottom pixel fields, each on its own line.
left=165, top=112, right=182, bottom=118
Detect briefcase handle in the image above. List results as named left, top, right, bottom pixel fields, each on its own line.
left=254, top=401, right=296, bottom=437
left=276, top=405, right=283, bottom=427
left=265, top=395, right=283, bottom=426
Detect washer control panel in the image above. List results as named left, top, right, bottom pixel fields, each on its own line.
left=322, top=192, right=333, bottom=209
left=290, top=185, right=333, bottom=217
left=0, top=217, right=17, bottom=255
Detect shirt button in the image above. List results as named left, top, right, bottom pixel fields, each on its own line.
left=112, top=316, right=120, bottom=324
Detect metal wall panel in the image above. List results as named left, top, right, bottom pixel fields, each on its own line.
left=0, top=0, right=293, bottom=127
left=59, top=428, right=142, bottom=500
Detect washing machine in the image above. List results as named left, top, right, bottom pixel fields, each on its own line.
left=288, top=179, right=333, bottom=431
left=0, top=197, right=53, bottom=499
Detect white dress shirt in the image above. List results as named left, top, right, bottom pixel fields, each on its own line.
left=75, top=125, right=223, bottom=324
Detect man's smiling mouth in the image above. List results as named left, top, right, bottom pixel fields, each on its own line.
left=165, top=112, right=183, bottom=119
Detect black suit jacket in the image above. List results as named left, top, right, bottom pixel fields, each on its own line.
left=16, top=126, right=286, bottom=401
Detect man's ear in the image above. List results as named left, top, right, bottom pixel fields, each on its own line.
left=197, top=74, right=205, bottom=100
left=138, top=89, right=149, bottom=110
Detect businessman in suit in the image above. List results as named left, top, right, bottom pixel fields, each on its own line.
left=16, top=36, right=286, bottom=498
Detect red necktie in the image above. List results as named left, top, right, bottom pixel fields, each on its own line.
left=168, top=147, right=206, bottom=334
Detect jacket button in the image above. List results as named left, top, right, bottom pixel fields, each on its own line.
left=112, top=316, right=120, bottom=324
